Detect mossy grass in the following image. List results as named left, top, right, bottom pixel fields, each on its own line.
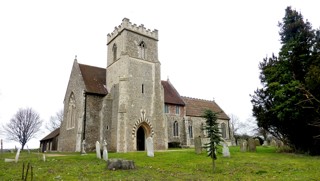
left=0, top=146, right=320, bottom=180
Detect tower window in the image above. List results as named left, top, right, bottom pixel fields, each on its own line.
left=112, top=43, right=117, bottom=62
left=139, top=41, right=146, bottom=59
left=142, top=84, right=144, bottom=94
left=173, top=121, right=179, bottom=136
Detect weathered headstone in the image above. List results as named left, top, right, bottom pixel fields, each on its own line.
left=254, top=139, right=261, bottom=146
left=276, top=140, right=284, bottom=148
left=194, top=136, right=202, bottom=154
left=103, top=140, right=108, bottom=161
left=81, top=140, right=87, bottom=155
left=146, top=137, right=154, bottom=157
left=239, top=140, right=247, bottom=152
left=222, top=143, right=230, bottom=157
left=262, top=140, right=268, bottom=146
left=248, top=138, right=256, bottom=152
left=270, top=139, right=277, bottom=147
left=107, top=159, right=135, bottom=170
left=96, top=141, right=101, bottom=159
left=43, top=153, right=46, bottom=162
left=6, top=148, right=21, bottom=163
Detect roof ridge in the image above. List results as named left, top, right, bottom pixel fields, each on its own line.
left=78, top=63, right=105, bottom=70
left=182, top=96, right=214, bottom=102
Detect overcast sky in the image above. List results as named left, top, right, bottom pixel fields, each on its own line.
left=1, top=1, right=319, bottom=149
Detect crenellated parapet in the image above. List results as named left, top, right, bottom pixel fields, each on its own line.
left=107, top=18, right=158, bottom=44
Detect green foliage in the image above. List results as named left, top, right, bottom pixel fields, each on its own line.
left=1, top=147, right=320, bottom=180
left=251, top=6, right=320, bottom=154
left=202, top=110, right=222, bottom=160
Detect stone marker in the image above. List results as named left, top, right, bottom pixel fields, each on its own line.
left=103, top=140, right=108, bottom=161
left=96, top=141, right=101, bottom=159
left=248, top=138, right=256, bottom=152
left=270, top=139, right=277, bottom=147
left=194, top=136, right=202, bottom=154
left=81, top=140, right=87, bottom=155
left=222, top=143, right=230, bottom=157
left=239, top=140, right=247, bottom=152
left=107, top=159, right=135, bottom=170
left=43, top=153, right=46, bottom=162
left=262, top=140, right=268, bottom=146
left=146, top=137, right=154, bottom=157
left=5, top=148, right=21, bottom=163
left=255, top=139, right=261, bottom=146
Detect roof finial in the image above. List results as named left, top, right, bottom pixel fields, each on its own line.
left=167, top=76, right=169, bottom=81
left=75, top=55, right=77, bottom=60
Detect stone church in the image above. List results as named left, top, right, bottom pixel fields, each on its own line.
left=57, top=18, right=231, bottom=152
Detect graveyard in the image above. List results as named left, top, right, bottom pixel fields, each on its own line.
left=1, top=146, right=320, bottom=180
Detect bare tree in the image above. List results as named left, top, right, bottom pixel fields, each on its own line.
left=3, top=108, right=42, bottom=150
left=45, top=109, right=63, bottom=132
left=229, top=114, right=240, bottom=137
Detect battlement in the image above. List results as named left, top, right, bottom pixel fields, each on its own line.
left=107, top=18, right=158, bottom=44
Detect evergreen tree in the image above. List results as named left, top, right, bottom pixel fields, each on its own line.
left=203, top=109, right=222, bottom=172
left=251, top=6, right=320, bottom=154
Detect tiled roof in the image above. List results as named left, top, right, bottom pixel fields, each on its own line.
left=79, top=64, right=108, bottom=95
left=40, top=128, right=60, bottom=141
left=161, top=81, right=185, bottom=106
left=182, top=97, right=229, bottom=120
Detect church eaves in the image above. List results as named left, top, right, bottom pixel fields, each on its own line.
left=161, top=80, right=185, bottom=106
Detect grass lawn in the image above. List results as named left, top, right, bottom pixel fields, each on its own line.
left=1, top=146, right=320, bottom=180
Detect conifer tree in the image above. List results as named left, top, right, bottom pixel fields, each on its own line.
left=203, top=109, right=222, bottom=172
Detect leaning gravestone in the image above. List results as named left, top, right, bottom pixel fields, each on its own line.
left=248, top=138, right=256, bottom=152
left=222, top=143, right=230, bottom=157
left=5, top=148, right=21, bottom=163
left=96, top=141, right=101, bottom=159
left=103, top=140, right=108, bottom=161
left=194, top=136, right=202, bottom=154
left=146, top=137, right=154, bottom=157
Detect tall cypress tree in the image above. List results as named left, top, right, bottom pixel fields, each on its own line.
left=203, top=109, right=222, bottom=172
left=251, top=6, right=320, bottom=154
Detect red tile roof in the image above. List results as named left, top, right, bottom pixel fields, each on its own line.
left=182, top=97, right=229, bottom=120
left=79, top=64, right=108, bottom=95
left=40, top=128, right=60, bottom=141
left=161, top=80, right=185, bottom=106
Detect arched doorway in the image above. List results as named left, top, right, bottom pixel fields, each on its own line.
left=137, top=126, right=145, bottom=151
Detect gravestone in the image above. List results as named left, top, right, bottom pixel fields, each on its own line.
left=27, top=146, right=30, bottom=154
left=239, top=140, right=247, bottom=152
left=43, top=153, right=46, bottom=162
left=5, top=148, right=21, bottom=163
left=262, top=140, right=268, bottom=146
left=248, top=138, right=256, bottom=152
left=96, top=141, right=101, bottom=159
left=270, top=139, right=277, bottom=147
left=146, top=137, right=154, bottom=157
left=254, top=139, right=261, bottom=146
left=102, top=140, right=108, bottom=161
left=15, top=148, right=21, bottom=163
left=81, top=140, right=87, bottom=155
left=222, top=143, right=230, bottom=157
left=194, top=136, right=202, bottom=154
left=107, top=159, right=135, bottom=170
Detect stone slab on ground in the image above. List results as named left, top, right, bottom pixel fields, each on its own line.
left=107, top=159, right=135, bottom=170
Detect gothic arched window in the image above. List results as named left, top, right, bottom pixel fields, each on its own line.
left=67, top=93, right=76, bottom=129
left=188, top=124, right=193, bottom=138
left=112, top=43, right=117, bottom=62
left=138, top=41, right=146, bottom=59
left=173, top=121, right=179, bottom=136
left=221, top=123, right=227, bottom=138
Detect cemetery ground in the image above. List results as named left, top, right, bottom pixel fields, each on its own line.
left=1, top=146, right=320, bottom=180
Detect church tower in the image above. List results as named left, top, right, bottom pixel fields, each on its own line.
left=105, top=18, right=167, bottom=152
